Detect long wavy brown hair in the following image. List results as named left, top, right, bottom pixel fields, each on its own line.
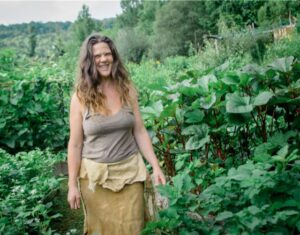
left=76, top=33, right=136, bottom=115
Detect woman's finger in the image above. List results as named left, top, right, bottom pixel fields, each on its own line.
left=69, top=199, right=74, bottom=209
left=75, top=195, right=81, bottom=209
left=160, top=175, right=166, bottom=185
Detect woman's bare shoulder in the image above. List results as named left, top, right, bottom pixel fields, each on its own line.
left=70, top=93, right=85, bottom=115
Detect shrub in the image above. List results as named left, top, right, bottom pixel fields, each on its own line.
left=0, top=148, right=64, bottom=234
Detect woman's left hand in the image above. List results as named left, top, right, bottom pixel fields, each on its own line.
left=153, top=167, right=166, bottom=185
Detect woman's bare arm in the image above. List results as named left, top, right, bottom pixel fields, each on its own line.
left=132, top=93, right=166, bottom=185
left=67, top=93, right=84, bottom=209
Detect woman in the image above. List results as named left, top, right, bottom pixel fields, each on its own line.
left=67, top=33, right=166, bottom=235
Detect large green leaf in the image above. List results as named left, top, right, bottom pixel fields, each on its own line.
left=200, top=92, right=216, bottom=109
left=253, top=91, right=274, bottom=106
left=239, top=73, right=254, bottom=87
left=175, top=107, right=185, bottom=124
left=172, top=172, right=194, bottom=192
left=221, top=72, right=239, bottom=85
left=277, top=145, right=289, bottom=158
left=141, top=100, right=163, bottom=119
left=182, top=125, right=203, bottom=135
left=247, top=206, right=261, bottom=215
left=241, top=64, right=264, bottom=75
left=185, top=135, right=210, bottom=150
left=268, top=56, right=294, bottom=73
left=226, top=93, right=253, bottom=113
left=178, top=79, right=199, bottom=97
left=184, top=124, right=209, bottom=150
left=215, top=211, right=234, bottom=221
left=197, top=74, right=217, bottom=93
left=184, top=109, right=204, bottom=123
left=242, top=216, right=261, bottom=231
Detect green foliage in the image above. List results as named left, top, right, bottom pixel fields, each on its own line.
left=151, top=1, right=207, bottom=59
left=136, top=0, right=163, bottom=35
left=198, top=147, right=300, bottom=234
left=0, top=54, right=72, bottom=153
left=0, top=148, right=64, bottom=234
left=28, top=23, right=37, bottom=57
left=0, top=22, right=72, bottom=58
left=257, top=1, right=300, bottom=27
left=141, top=56, right=300, bottom=234
left=71, top=5, right=102, bottom=44
left=1, top=3, right=300, bottom=233
left=129, top=56, right=195, bottom=86
left=264, top=33, right=300, bottom=62
left=144, top=149, right=300, bottom=234
left=114, top=0, right=300, bottom=61
left=116, top=27, right=149, bottom=63
left=0, top=22, right=71, bottom=40
left=217, top=15, right=274, bottom=64
left=0, top=49, right=16, bottom=72
left=118, top=0, right=143, bottom=28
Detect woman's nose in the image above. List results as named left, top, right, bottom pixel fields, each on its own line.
left=100, top=55, right=107, bottom=62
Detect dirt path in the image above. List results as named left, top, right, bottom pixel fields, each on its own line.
left=51, top=179, right=84, bottom=235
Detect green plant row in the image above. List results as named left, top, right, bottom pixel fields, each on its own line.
left=0, top=148, right=65, bottom=235
left=140, top=56, right=300, bottom=234
left=140, top=56, right=300, bottom=176
left=142, top=139, right=300, bottom=235
left=0, top=49, right=72, bottom=153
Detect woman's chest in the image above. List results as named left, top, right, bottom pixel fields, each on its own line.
left=83, top=106, right=135, bottom=136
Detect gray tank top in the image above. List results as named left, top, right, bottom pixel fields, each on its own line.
left=81, top=105, right=139, bottom=163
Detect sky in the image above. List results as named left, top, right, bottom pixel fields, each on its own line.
left=0, top=0, right=122, bottom=25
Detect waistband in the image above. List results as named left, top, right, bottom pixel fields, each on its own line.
left=79, top=152, right=147, bottom=192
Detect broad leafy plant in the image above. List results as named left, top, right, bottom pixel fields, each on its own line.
left=0, top=50, right=72, bottom=153
left=142, top=56, right=300, bottom=234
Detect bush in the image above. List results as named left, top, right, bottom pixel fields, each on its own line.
left=141, top=56, right=300, bottom=234
left=0, top=148, right=64, bottom=234
left=0, top=54, right=71, bottom=153
left=115, top=27, right=149, bottom=63
left=264, top=32, right=300, bottom=62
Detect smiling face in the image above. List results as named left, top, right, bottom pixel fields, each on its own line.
left=92, top=42, right=113, bottom=79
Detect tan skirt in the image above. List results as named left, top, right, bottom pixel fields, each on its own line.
left=79, top=179, right=144, bottom=235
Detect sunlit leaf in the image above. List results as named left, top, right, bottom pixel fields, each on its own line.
left=200, top=92, right=216, bottom=109
left=184, top=109, right=204, bottom=123
left=226, top=93, right=253, bottom=113
left=268, top=56, right=294, bottom=73
left=215, top=211, right=234, bottom=221
left=186, top=135, right=209, bottom=150
left=253, top=91, right=274, bottom=106
left=221, top=73, right=239, bottom=85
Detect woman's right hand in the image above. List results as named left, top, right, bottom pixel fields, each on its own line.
left=67, top=186, right=81, bottom=209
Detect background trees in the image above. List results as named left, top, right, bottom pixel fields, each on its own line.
left=71, top=4, right=102, bottom=44
left=1, top=1, right=299, bottom=62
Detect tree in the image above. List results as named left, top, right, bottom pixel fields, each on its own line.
left=115, top=27, right=148, bottom=63
left=151, top=1, right=210, bottom=59
left=257, top=1, right=300, bottom=27
left=117, top=0, right=143, bottom=28
left=136, top=0, right=164, bottom=35
left=71, top=5, right=101, bottom=43
left=28, top=22, right=37, bottom=57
